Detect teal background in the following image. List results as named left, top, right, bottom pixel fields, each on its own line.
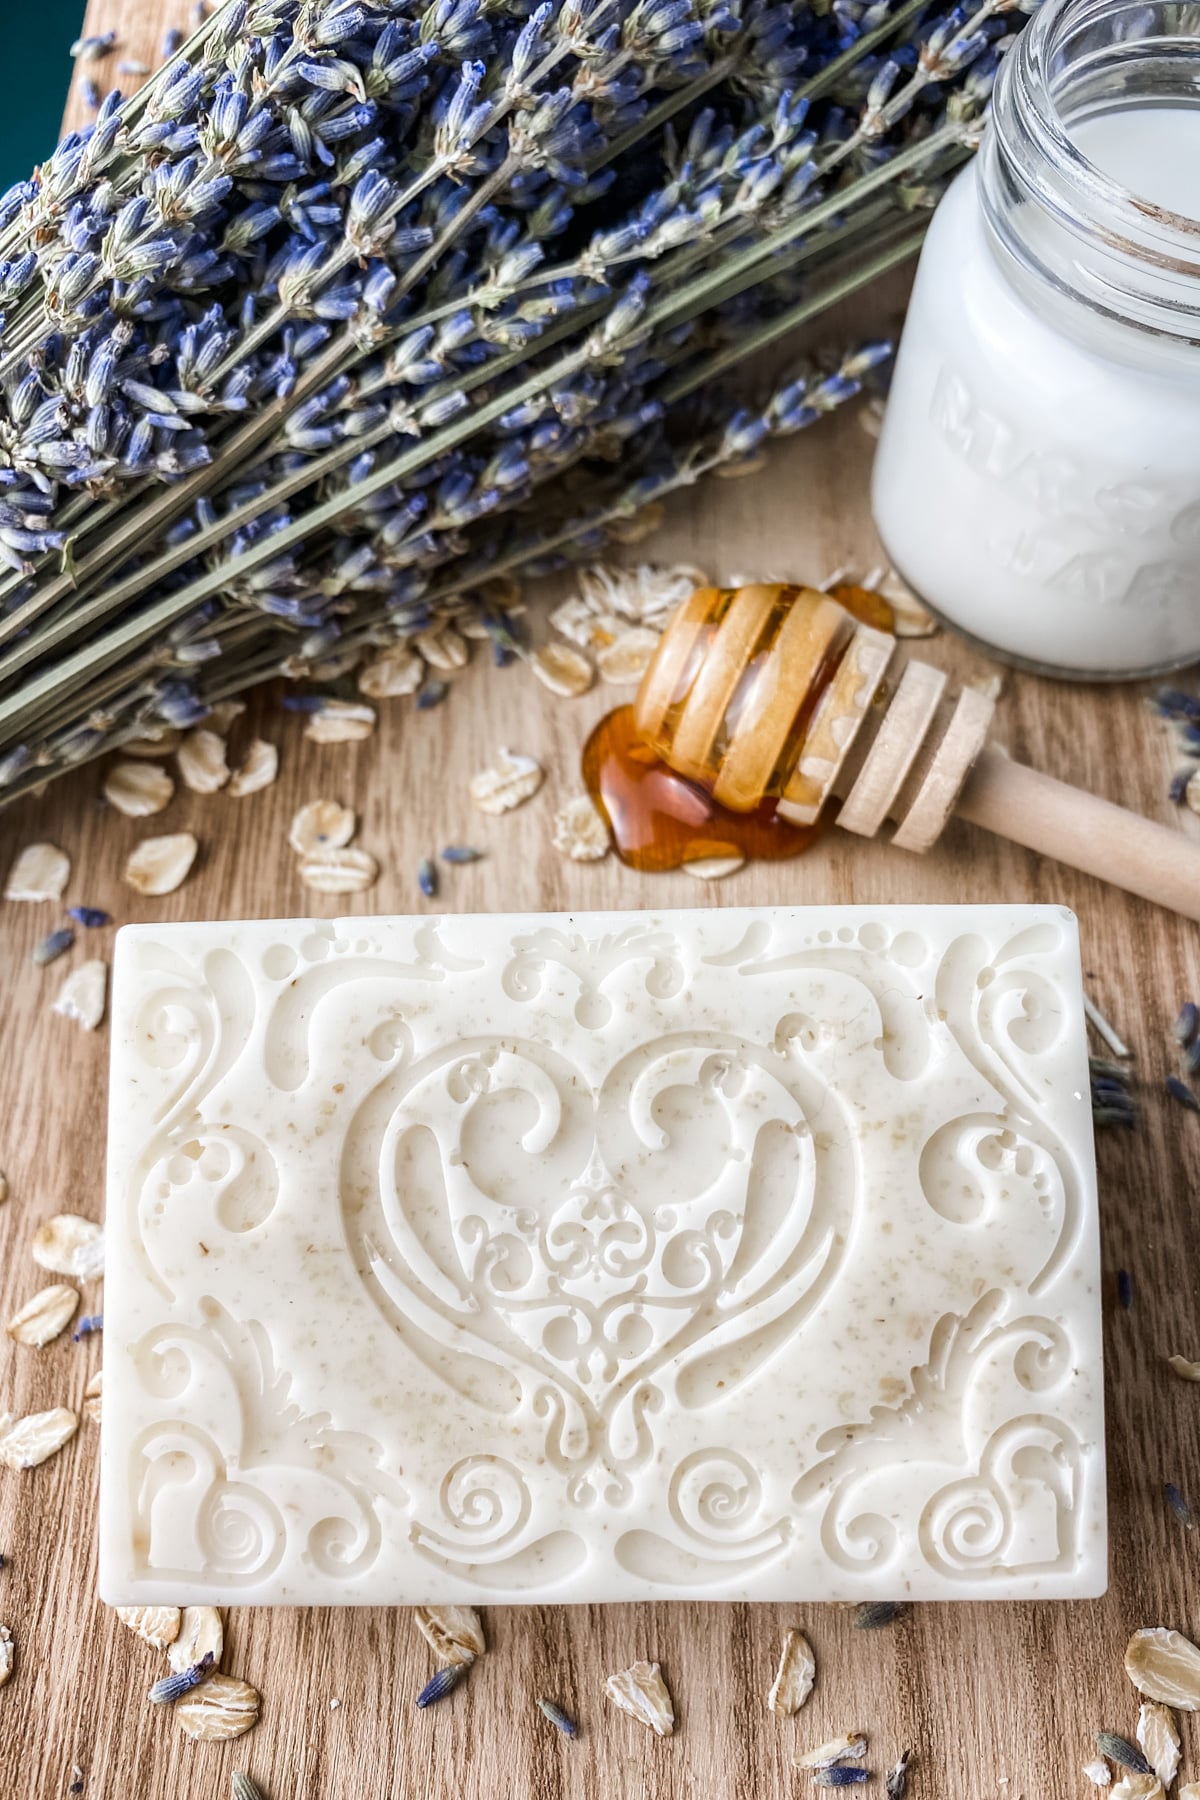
left=2, top=4, right=87, bottom=186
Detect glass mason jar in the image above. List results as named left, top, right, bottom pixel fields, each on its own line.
left=871, top=0, right=1200, bottom=678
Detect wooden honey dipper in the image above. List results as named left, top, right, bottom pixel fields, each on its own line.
left=633, top=582, right=1200, bottom=922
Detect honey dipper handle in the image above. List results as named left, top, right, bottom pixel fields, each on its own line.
left=957, top=744, right=1200, bottom=923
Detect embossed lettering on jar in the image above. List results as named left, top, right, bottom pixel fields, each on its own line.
left=871, top=0, right=1200, bottom=677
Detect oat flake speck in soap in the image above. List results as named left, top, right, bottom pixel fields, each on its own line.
left=872, top=0, right=1200, bottom=678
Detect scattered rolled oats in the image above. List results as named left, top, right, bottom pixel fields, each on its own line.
left=177, top=729, right=231, bottom=794
left=124, top=833, right=198, bottom=896
left=117, top=1605, right=182, bottom=1651
left=552, top=795, right=611, bottom=862
left=1180, top=1785, right=1200, bottom=1800
left=175, top=1673, right=259, bottom=1742
left=549, top=597, right=619, bottom=650
left=53, top=960, right=107, bottom=1031
left=6, top=1284, right=79, bottom=1347
left=0, top=1626, right=11, bottom=1688
left=1109, top=1778, right=1163, bottom=1800
left=416, top=625, right=469, bottom=671
left=1168, top=1355, right=1200, bottom=1381
left=0, top=1407, right=79, bottom=1470
left=228, top=739, right=278, bottom=797
left=605, top=503, right=665, bottom=544
left=358, top=645, right=424, bottom=698
left=121, top=728, right=182, bottom=759
left=304, top=701, right=376, bottom=743
left=579, top=562, right=705, bottom=627
left=1137, top=1703, right=1180, bottom=1786
left=470, top=749, right=544, bottom=815
left=297, top=847, right=379, bottom=894
left=1083, top=1760, right=1113, bottom=1788
left=531, top=643, right=595, bottom=698
left=82, top=1369, right=102, bottom=1425
left=33, top=1214, right=104, bottom=1280
left=768, top=1628, right=816, bottom=1715
left=604, top=1660, right=674, bottom=1737
left=169, top=1607, right=224, bottom=1674
left=683, top=855, right=745, bottom=881
left=796, top=1734, right=867, bottom=1769
left=103, top=760, right=175, bottom=817
left=596, top=626, right=660, bottom=686
left=1126, top=1629, right=1200, bottom=1710
left=413, top=1606, right=486, bottom=1667
left=205, top=701, right=246, bottom=735
left=4, top=843, right=70, bottom=903
left=288, top=800, right=356, bottom=857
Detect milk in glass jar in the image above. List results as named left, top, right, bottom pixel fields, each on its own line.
left=871, top=0, right=1200, bottom=678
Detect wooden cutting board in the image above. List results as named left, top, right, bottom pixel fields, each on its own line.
left=1, top=5, right=1197, bottom=1796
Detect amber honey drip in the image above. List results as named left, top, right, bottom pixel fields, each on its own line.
left=581, top=582, right=897, bottom=873
left=583, top=705, right=824, bottom=871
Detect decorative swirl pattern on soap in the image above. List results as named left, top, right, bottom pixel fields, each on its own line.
left=108, top=911, right=1101, bottom=1601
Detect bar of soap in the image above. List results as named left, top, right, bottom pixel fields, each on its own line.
left=101, top=905, right=1105, bottom=1604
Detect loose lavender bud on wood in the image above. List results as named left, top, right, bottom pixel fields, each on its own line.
left=231, top=1776, right=267, bottom=1800
left=536, top=1698, right=578, bottom=1737
left=815, top=1770, right=870, bottom=1788
left=72, top=1315, right=103, bottom=1341
left=417, top=857, right=437, bottom=898
left=1167, top=1075, right=1200, bottom=1114
left=441, top=846, right=483, bottom=864
left=886, top=1751, right=912, bottom=1799
left=68, top=907, right=110, bottom=929
left=1095, top=1732, right=1152, bottom=1774
left=416, top=1663, right=465, bottom=1708
left=70, top=32, right=118, bottom=62
left=854, top=1601, right=905, bottom=1629
left=33, top=928, right=75, bottom=966
left=1175, top=1002, right=1200, bottom=1047
left=150, top=1651, right=214, bottom=1704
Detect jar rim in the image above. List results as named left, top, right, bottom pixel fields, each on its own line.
left=982, top=0, right=1200, bottom=341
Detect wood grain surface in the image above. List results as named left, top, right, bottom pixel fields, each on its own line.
left=1, top=3, right=1197, bottom=1797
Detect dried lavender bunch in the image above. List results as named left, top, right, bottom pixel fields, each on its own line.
left=0, top=0, right=1036, bottom=796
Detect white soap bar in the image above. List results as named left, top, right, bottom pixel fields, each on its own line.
left=100, top=905, right=1105, bottom=1605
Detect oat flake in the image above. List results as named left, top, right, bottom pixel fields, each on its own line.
left=177, top=729, right=230, bottom=794
left=124, top=833, right=198, bottom=896
left=413, top=1606, right=486, bottom=1667
left=416, top=625, right=469, bottom=672
left=769, top=1628, right=816, bottom=1715
left=1137, top=1702, right=1180, bottom=1786
left=1126, top=1629, right=1200, bottom=1710
left=549, top=597, right=620, bottom=651
left=169, top=1607, right=224, bottom=1674
left=297, top=846, right=378, bottom=894
left=531, top=643, right=594, bottom=698
left=175, top=1673, right=259, bottom=1742
left=1109, top=1778, right=1163, bottom=1800
left=579, top=562, right=705, bottom=627
left=552, top=795, right=610, bottom=862
left=358, top=645, right=424, bottom=699
left=4, top=843, right=70, bottom=903
left=103, top=760, right=174, bottom=817
left=683, top=855, right=745, bottom=881
left=1083, top=1760, right=1112, bottom=1788
left=605, top=1661, right=674, bottom=1736
left=206, top=701, right=246, bottom=735
left=53, top=959, right=107, bottom=1031
left=6, top=1284, right=79, bottom=1347
left=117, top=1605, right=181, bottom=1651
left=289, top=800, right=356, bottom=856
left=82, top=1369, right=102, bottom=1426
left=1180, top=1785, right=1200, bottom=1800
left=0, top=1626, right=11, bottom=1688
left=596, top=626, right=660, bottom=686
left=304, top=701, right=376, bottom=743
left=0, top=1407, right=78, bottom=1469
left=797, top=1734, right=867, bottom=1769
left=470, top=750, right=543, bottom=815
left=121, top=728, right=182, bottom=759
left=33, top=1214, right=104, bottom=1280
left=1168, top=1355, right=1200, bottom=1380
left=228, top=739, right=278, bottom=797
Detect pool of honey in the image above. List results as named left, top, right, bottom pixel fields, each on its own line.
left=580, top=583, right=894, bottom=874
left=582, top=705, right=823, bottom=872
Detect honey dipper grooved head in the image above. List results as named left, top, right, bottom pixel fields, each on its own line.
left=634, top=583, right=996, bottom=850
